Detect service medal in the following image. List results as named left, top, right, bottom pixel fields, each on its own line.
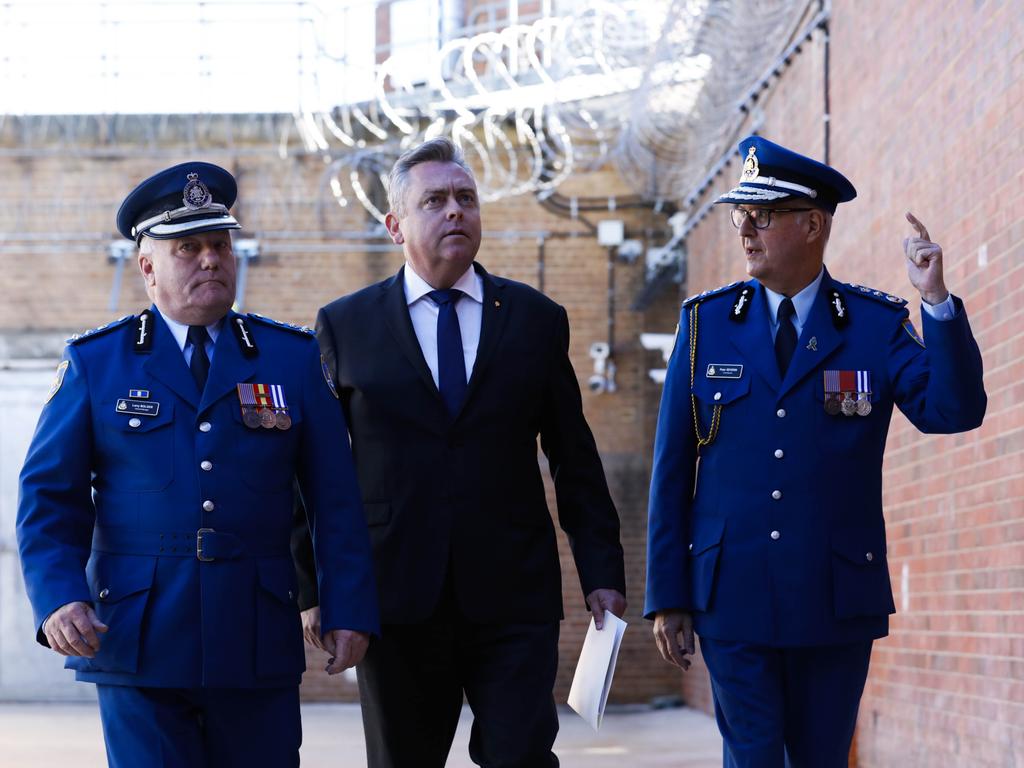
left=841, top=392, right=856, bottom=416
left=260, top=409, right=276, bottom=428
left=243, top=407, right=261, bottom=428
left=855, top=370, right=872, bottom=416
left=268, top=383, right=291, bottom=430
left=237, top=384, right=261, bottom=428
left=824, top=393, right=841, bottom=416
left=856, top=393, right=872, bottom=416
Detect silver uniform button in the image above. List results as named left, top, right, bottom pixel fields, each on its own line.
left=199, top=421, right=212, bottom=432
left=128, top=417, right=142, bottom=428
left=714, top=392, right=722, bottom=401
left=770, top=530, right=781, bottom=540
left=772, top=489, right=782, bottom=500
left=774, top=449, right=784, bottom=459
left=98, top=588, right=110, bottom=600
left=776, top=408, right=786, bottom=418
left=200, top=460, right=213, bottom=471
left=688, top=543, right=693, bottom=551
left=202, top=500, right=215, bottom=512
left=865, top=552, right=874, bottom=562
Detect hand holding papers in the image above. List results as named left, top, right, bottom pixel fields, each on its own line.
left=567, top=612, right=627, bottom=730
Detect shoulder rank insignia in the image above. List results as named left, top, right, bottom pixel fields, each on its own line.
left=134, top=309, right=154, bottom=353
left=729, top=285, right=754, bottom=322
left=230, top=315, right=260, bottom=358
left=45, top=360, right=69, bottom=403
left=682, top=281, right=742, bottom=308
left=247, top=313, right=315, bottom=336
left=902, top=318, right=925, bottom=348
left=67, top=314, right=133, bottom=345
left=846, top=283, right=907, bottom=307
left=321, top=355, right=339, bottom=399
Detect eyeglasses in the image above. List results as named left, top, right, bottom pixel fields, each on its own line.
left=730, top=207, right=814, bottom=230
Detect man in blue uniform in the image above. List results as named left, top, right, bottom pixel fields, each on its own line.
left=17, top=161, right=380, bottom=767
left=645, top=137, right=986, bottom=766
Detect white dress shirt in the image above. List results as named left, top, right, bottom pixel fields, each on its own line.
left=161, top=312, right=222, bottom=365
left=764, top=267, right=955, bottom=340
left=403, top=263, right=483, bottom=387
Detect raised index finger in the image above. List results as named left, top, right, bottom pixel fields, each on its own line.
left=905, top=211, right=930, bottom=242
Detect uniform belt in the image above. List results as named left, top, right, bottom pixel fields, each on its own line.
left=91, top=526, right=289, bottom=561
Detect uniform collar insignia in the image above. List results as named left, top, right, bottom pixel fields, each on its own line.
left=134, top=309, right=154, bottom=353
left=230, top=315, right=259, bottom=358
left=827, top=288, right=850, bottom=328
left=729, top=286, right=753, bottom=322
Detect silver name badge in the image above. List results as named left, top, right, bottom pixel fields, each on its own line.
left=706, top=364, right=743, bottom=379
left=116, top=399, right=160, bottom=417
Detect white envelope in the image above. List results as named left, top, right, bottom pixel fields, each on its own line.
left=567, top=612, right=627, bottom=730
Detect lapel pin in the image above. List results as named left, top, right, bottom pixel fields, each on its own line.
left=494, top=300, right=501, bottom=308
left=806, top=337, right=818, bottom=352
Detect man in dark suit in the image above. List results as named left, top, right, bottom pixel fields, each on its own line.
left=293, top=137, right=626, bottom=768
left=645, top=137, right=986, bottom=766
left=17, top=162, right=379, bottom=767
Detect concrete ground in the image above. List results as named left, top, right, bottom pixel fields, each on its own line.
left=0, top=702, right=722, bottom=767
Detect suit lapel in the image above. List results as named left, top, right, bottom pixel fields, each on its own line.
left=461, top=263, right=509, bottom=416
left=728, top=284, right=782, bottom=391
left=199, top=311, right=257, bottom=414
left=778, top=273, right=844, bottom=399
left=381, top=267, right=445, bottom=404
left=143, top=308, right=200, bottom=409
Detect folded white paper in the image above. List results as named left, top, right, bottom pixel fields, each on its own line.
left=567, top=612, right=627, bottom=730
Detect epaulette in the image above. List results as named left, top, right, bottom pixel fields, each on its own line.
left=66, top=315, right=134, bottom=345
left=681, top=281, right=742, bottom=308
left=246, top=313, right=315, bottom=336
left=845, top=283, right=907, bottom=308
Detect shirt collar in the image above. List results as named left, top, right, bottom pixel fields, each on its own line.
left=403, top=262, right=483, bottom=306
left=157, top=309, right=223, bottom=352
left=763, top=267, right=825, bottom=327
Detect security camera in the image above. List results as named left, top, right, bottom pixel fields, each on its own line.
left=587, top=342, right=615, bottom=394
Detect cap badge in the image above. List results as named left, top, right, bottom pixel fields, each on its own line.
left=741, top=146, right=760, bottom=182
left=183, top=172, right=213, bottom=210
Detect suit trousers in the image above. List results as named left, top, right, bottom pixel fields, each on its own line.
left=356, top=586, right=560, bottom=768
left=698, top=637, right=873, bottom=768
left=96, top=684, right=300, bottom=768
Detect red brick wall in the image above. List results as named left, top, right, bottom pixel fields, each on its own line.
left=673, top=2, right=1024, bottom=764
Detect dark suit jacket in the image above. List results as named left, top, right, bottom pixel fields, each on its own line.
left=294, top=262, right=625, bottom=624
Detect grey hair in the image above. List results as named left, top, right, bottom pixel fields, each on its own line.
left=386, top=137, right=474, bottom=217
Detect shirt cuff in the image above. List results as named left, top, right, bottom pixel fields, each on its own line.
left=922, top=294, right=955, bottom=321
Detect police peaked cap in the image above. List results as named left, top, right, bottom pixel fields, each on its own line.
left=116, top=161, right=242, bottom=243
left=716, top=136, right=857, bottom=214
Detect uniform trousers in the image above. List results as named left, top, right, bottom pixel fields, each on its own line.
left=699, top=637, right=873, bottom=768
left=356, top=584, right=560, bottom=768
left=96, top=684, right=300, bottom=768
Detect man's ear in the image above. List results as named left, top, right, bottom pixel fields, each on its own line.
left=384, top=212, right=404, bottom=245
left=138, top=249, right=156, bottom=287
left=806, top=209, right=827, bottom=244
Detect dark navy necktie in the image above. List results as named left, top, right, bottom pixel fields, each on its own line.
left=774, top=297, right=797, bottom=375
left=187, top=325, right=211, bottom=391
left=428, top=289, right=467, bottom=417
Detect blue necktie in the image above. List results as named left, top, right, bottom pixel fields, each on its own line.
left=428, top=289, right=467, bottom=417
left=187, top=325, right=211, bottom=391
left=774, top=297, right=797, bottom=375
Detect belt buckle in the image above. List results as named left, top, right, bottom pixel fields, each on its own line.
left=196, top=528, right=215, bottom=562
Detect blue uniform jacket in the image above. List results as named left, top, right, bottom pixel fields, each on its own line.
left=17, top=307, right=379, bottom=688
left=644, top=271, right=986, bottom=646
